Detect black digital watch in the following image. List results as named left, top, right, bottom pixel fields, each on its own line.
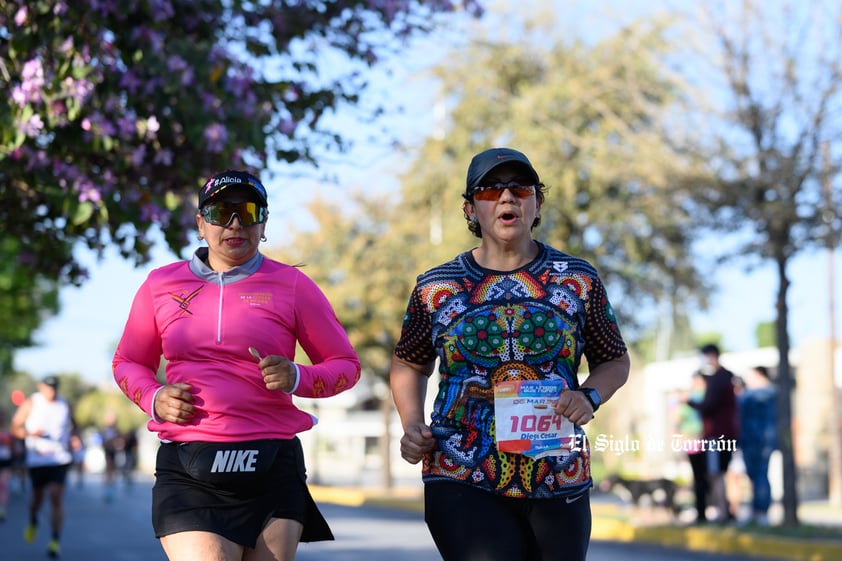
left=577, top=387, right=602, bottom=412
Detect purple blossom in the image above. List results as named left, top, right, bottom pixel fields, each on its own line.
left=154, top=149, right=174, bottom=166
left=91, top=0, right=118, bottom=18
left=131, top=145, right=147, bottom=166
left=22, top=59, right=42, bottom=81
left=204, top=123, right=228, bottom=153
left=14, top=59, right=45, bottom=106
left=139, top=203, right=161, bottom=222
left=378, top=0, right=406, bottom=23
left=117, top=112, right=137, bottom=140
left=82, top=112, right=117, bottom=138
left=52, top=2, right=68, bottom=16
left=226, top=68, right=254, bottom=98
left=131, top=27, right=165, bottom=51
left=53, top=161, right=83, bottom=187
left=59, top=37, right=74, bottom=54
left=23, top=148, right=49, bottom=171
left=200, top=91, right=218, bottom=113
left=21, top=114, right=44, bottom=137
left=149, top=0, right=175, bottom=23
left=208, top=47, right=228, bottom=65
left=119, top=71, right=143, bottom=94
left=167, top=55, right=194, bottom=86
left=103, top=96, right=122, bottom=113
left=63, top=76, right=95, bottom=105
left=4, top=0, right=477, bottom=286
left=140, top=203, right=171, bottom=226
left=99, top=118, right=117, bottom=138
left=236, top=91, right=259, bottom=118
left=77, top=179, right=102, bottom=204
left=144, top=77, right=164, bottom=96
left=167, top=55, right=188, bottom=73
left=279, top=118, right=297, bottom=136
left=97, top=169, right=117, bottom=197
left=180, top=66, right=195, bottom=87
left=14, top=6, right=27, bottom=26
left=11, top=85, right=27, bottom=107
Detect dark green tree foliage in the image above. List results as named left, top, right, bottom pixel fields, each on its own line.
left=0, top=0, right=483, bottom=370
left=0, top=238, right=59, bottom=374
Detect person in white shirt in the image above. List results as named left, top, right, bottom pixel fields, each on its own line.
left=11, top=375, right=79, bottom=558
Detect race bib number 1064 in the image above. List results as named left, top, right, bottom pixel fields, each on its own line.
left=494, top=380, right=577, bottom=459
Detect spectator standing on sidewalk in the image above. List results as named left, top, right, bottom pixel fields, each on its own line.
left=738, top=365, right=778, bottom=526
left=10, top=375, right=80, bottom=558
left=726, top=376, right=748, bottom=520
left=686, top=344, right=740, bottom=524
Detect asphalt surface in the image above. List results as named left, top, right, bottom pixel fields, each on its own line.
left=1, top=471, right=840, bottom=561
left=0, top=472, right=166, bottom=561
left=311, top=485, right=842, bottom=561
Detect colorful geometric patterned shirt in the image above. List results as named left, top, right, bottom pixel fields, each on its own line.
left=395, top=241, right=626, bottom=498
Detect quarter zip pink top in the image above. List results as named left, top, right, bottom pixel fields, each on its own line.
left=113, top=249, right=361, bottom=443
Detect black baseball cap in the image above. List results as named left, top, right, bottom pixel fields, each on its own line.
left=41, top=375, right=59, bottom=389
left=465, top=148, right=540, bottom=196
left=700, top=343, right=721, bottom=356
left=199, top=170, right=268, bottom=208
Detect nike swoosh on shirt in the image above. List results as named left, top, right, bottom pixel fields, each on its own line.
left=566, top=493, right=586, bottom=504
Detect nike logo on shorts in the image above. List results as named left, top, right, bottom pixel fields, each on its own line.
left=566, top=492, right=586, bottom=504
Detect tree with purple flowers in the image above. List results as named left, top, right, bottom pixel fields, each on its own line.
left=0, top=0, right=482, bottom=373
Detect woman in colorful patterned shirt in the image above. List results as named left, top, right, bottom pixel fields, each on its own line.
left=113, top=170, right=360, bottom=561
left=390, top=148, right=630, bottom=561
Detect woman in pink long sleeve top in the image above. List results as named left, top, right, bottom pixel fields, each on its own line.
left=113, top=169, right=360, bottom=561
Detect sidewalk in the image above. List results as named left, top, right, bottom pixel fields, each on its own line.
left=587, top=499, right=842, bottom=561
left=310, top=486, right=842, bottom=561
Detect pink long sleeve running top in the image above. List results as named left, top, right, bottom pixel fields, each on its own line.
left=113, top=250, right=361, bottom=443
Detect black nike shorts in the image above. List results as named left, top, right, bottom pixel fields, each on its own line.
left=152, top=437, right=332, bottom=548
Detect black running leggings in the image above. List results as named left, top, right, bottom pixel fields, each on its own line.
left=424, top=481, right=591, bottom=561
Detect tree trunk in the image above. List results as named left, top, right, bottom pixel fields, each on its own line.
left=775, top=256, right=799, bottom=526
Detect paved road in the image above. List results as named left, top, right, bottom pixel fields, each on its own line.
left=1, top=473, right=167, bottom=561
left=0, top=472, right=788, bottom=561
left=300, top=503, right=775, bottom=561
